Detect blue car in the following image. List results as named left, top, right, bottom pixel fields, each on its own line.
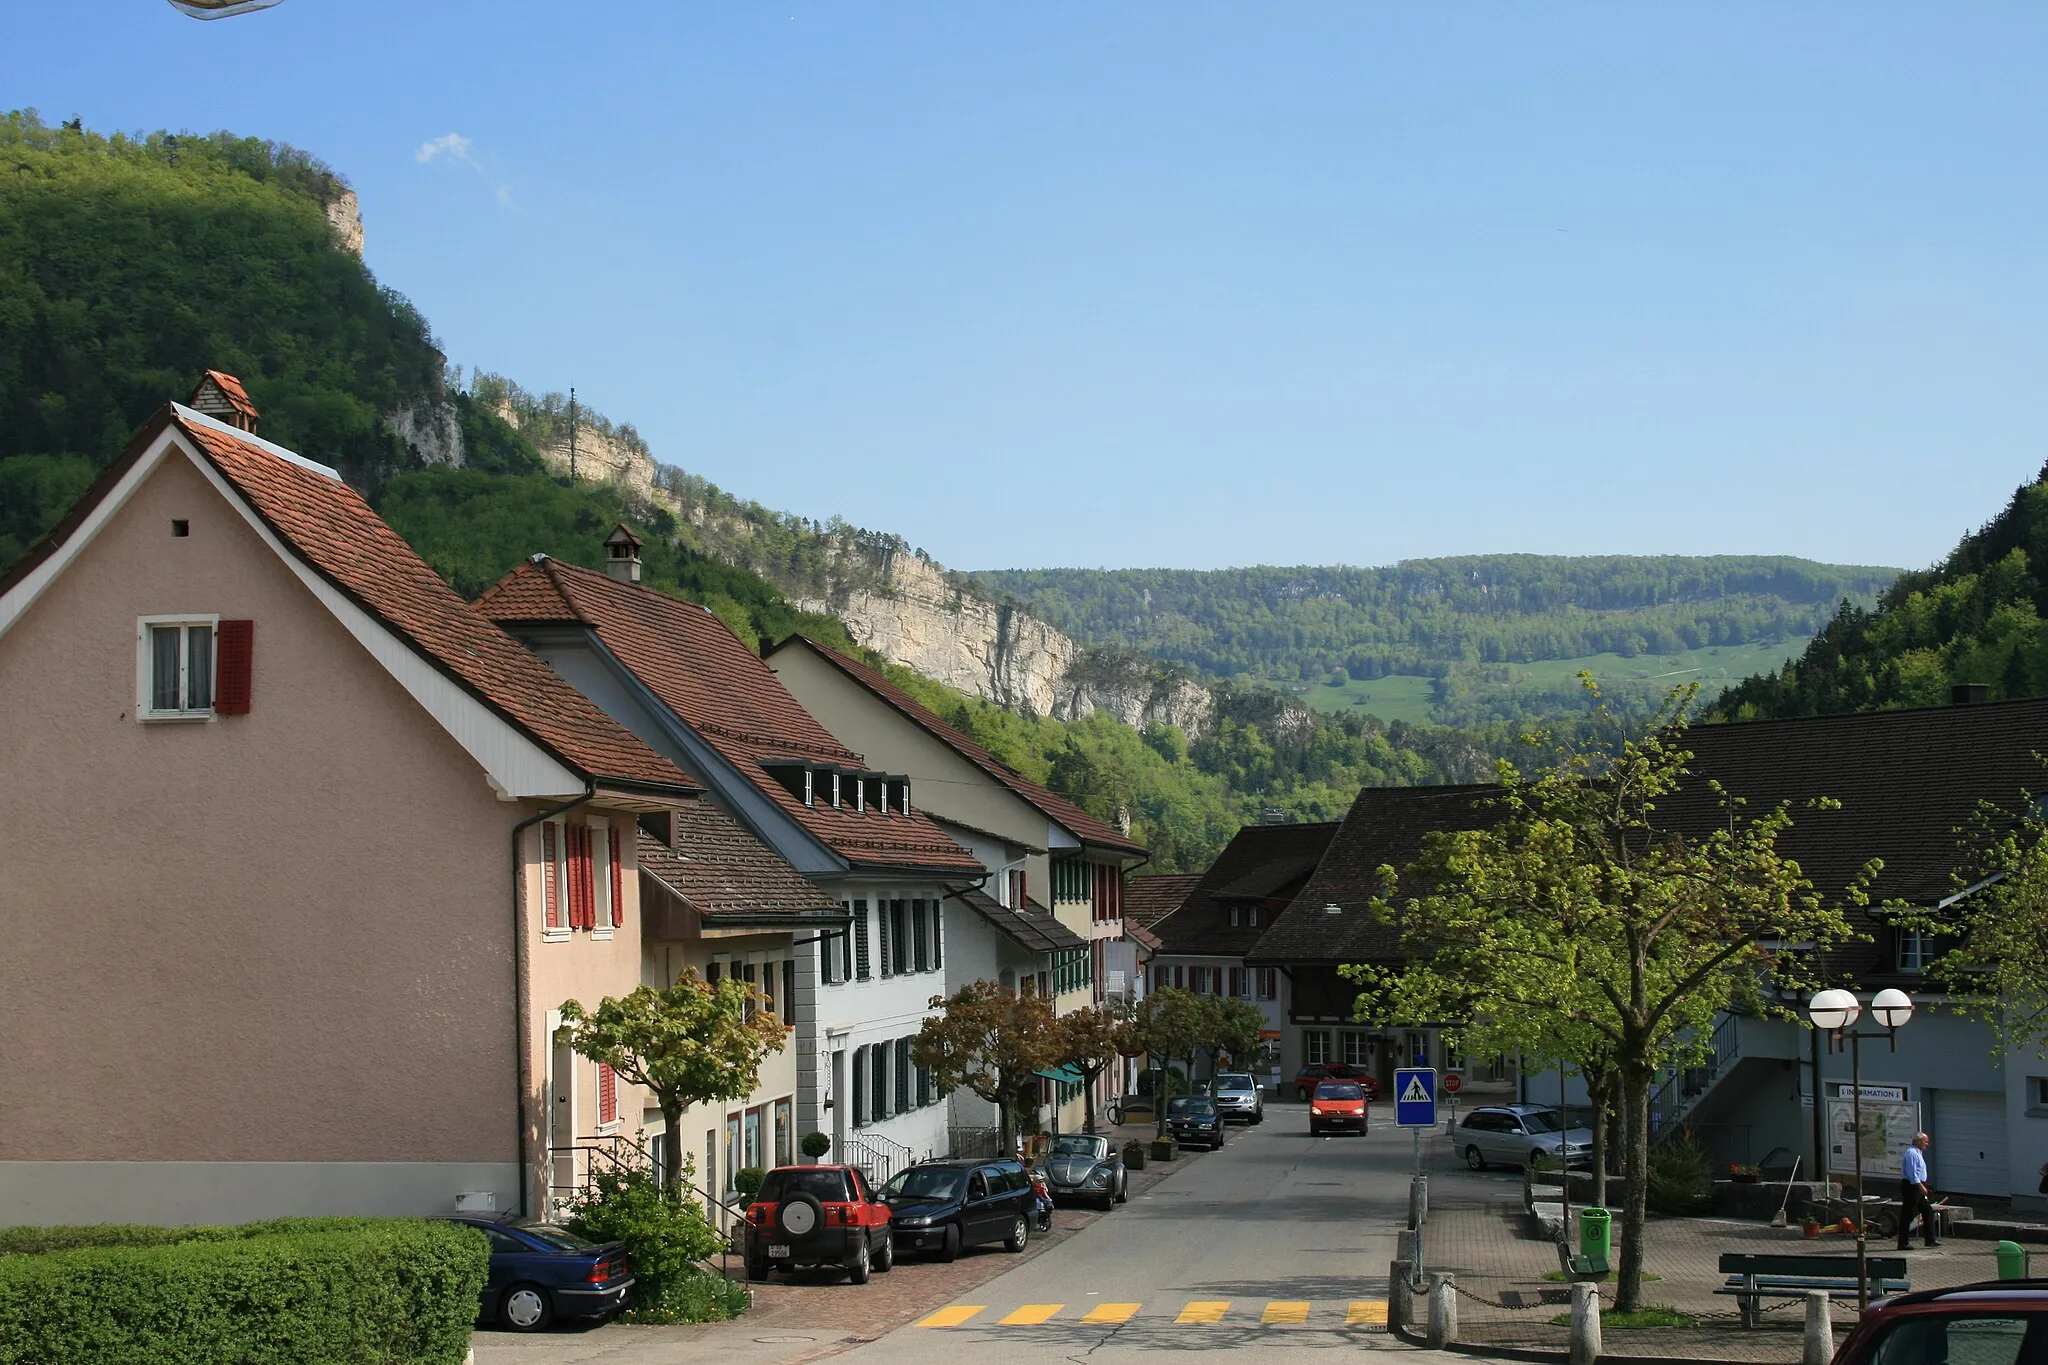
left=442, top=1216, right=635, bottom=1333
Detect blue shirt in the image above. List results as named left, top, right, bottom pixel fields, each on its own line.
left=1903, top=1145, right=1928, bottom=1185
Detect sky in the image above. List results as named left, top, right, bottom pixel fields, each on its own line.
left=8, top=3, right=2048, bottom=574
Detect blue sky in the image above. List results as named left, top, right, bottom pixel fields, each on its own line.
left=9, top=3, right=2048, bottom=573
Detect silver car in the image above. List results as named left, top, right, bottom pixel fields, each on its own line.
left=1040, top=1134, right=1128, bottom=1210
left=1457, top=1105, right=1593, bottom=1171
left=1211, top=1072, right=1266, bottom=1125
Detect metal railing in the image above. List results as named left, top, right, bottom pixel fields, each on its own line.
left=948, top=1125, right=1002, bottom=1160
left=1650, top=1011, right=1741, bottom=1139
left=842, top=1129, right=916, bottom=1183
left=546, top=1133, right=752, bottom=1281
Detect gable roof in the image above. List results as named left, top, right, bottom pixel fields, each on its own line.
left=479, top=558, right=981, bottom=875
left=766, top=636, right=1148, bottom=858
left=635, top=805, right=842, bottom=921
left=0, top=404, right=693, bottom=798
left=190, top=369, right=259, bottom=425
left=1152, top=820, right=1341, bottom=957
left=1122, top=873, right=1200, bottom=933
left=956, top=887, right=1091, bottom=956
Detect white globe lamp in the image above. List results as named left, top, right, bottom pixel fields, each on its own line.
left=1870, top=988, right=1915, bottom=1029
left=1808, top=988, right=1861, bottom=1032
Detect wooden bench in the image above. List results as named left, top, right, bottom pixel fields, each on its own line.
left=1715, top=1253, right=1909, bottom=1328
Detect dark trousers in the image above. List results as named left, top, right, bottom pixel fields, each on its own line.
left=1898, top=1180, right=1938, bottom=1247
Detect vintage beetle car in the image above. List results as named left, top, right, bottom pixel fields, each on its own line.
left=877, top=1157, right=1039, bottom=1260
left=1040, top=1133, right=1129, bottom=1210
left=743, top=1164, right=894, bottom=1282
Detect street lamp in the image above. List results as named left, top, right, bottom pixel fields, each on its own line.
left=1807, top=987, right=1914, bottom=1309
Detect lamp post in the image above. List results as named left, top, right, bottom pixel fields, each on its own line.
left=1807, top=987, right=1914, bottom=1309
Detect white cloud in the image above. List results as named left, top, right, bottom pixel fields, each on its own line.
left=495, top=184, right=514, bottom=209
left=415, top=132, right=473, bottom=165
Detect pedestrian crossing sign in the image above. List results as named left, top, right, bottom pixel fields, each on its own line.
left=1393, top=1067, right=1437, bottom=1128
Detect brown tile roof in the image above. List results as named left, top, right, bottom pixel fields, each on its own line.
left=474, top=561, right=585, bottom=623
left=769, top=637, right=1148, bottom=857
left=1153, top=821, right=1341, bottom=957
left=1122, top=874, right=1200, bottom=932
left=635, top=806, right=840, bottom=919
left=1, top=405, right=693, bottom=794
left=482, top=559, right=981, bottom=875
left=956, top=887, right=1090, bottom=956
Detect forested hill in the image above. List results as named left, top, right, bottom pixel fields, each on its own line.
left=1716, top=463, right=2048, bottom=720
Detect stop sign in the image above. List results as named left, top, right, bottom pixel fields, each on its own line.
left=1443, top=1074, right=1463, bottom=1095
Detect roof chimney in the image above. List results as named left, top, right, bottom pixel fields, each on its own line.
left=1262, top=807, right=1286, bottom=825
left=188, top=370, right=260, bottom=432
left=1951, top=683, right=1991, bottom=705
left=603, top=523, right=643, bottom=584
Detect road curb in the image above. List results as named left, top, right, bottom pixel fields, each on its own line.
left=1392, top=1321, right=1758, bottom=1365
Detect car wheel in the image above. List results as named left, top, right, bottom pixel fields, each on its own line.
left=1465, top=1145, right=1487, bottom=1171
left=1114, top=1179, right=1128, bottom=1204
left=1005, top=1214, right=1029, bottom=1252
left=746, top=1257, right=770, bottom=1281
left=874, top=1230, right=894, bottom=1272
left=1252, top=1110, right=1263, bottom=1125
left=499, top=1283, right=554, bottom=1333
left=938, top=1223, right=961, bottom=1263
left=847, top=1234, right=872, bottom=1285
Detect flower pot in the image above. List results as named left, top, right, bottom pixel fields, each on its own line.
left=1124, top=1144, right=1147, bottom=1170
left=1802, top=1222, right=1822, bottom=1239
left=1150, top=1138, right=1178, bottom=1162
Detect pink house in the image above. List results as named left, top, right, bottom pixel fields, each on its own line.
left=0, top=383, right=696, bottom=1225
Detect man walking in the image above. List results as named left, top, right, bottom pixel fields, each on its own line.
left=1898, top=1132, right=1941, bottom=1249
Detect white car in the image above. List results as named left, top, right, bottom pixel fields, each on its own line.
left=1458, top=1105, right=1593, bottom=1170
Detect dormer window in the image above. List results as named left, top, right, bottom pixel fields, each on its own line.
left=830, top=771, right=842, bottom=809
left=892, top=779, right=910, bottom=814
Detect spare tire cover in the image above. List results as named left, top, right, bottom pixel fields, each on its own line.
left=779, top=1194, right=823, bottom=1237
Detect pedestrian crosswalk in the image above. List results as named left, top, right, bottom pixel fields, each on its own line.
left=916, top=1299, right=1387, bottom=1330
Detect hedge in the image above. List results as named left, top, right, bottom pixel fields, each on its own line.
left=0, top=1218, right=487, bottom=1365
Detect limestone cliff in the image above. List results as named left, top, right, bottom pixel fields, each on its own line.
left=323, top=189, right=363, bottom=257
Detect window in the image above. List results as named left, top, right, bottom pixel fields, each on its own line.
left=2028, top=1077, right=2048, bottom=1116
left=725, top=1113, right=742, bottom=1187
left=759, top=958, right=776, bottom=1019
left=782, top=960, right=796, bottom=1027
left=1444, top=1040, right=1466, bottom=1073
left=540, top=824, right=566, bottom=936
left=890, top=901, right=910, bottom=975
left=1247, top=907, right=1259, bottom=927
left=913, top=901, right=929, bottom=972
left=854, top=902, right=871, bottom=979
left=1867, top=1316, right=2031, bottom=1365
left=1007, top=869, right=1026, bottom=909
left=1228, top=967, right=1242, bottom=998
left=895, top=1038, right=912, bottom=1113
left=138, top=616, right=217, bottom=718
left=1256, top=967, right=1277, bottom=1000
left=851, top=1048, right=867, bottom=1128
left=877, top=903, right=892, bottom=978
left=1342, top=1032, right=1372, bottom=1066
left=1405, top=1031, right=1429, bottom=1067
left=1303, top=1030, right=1332, bottom=1065
left=597, top=1062, right=619, bottom=1126
left=870, top=1044, right=888, bottom=1124
left=548, top=822, right=599, bottom=932
left=1898, top=929, right=1930, bottom=973
left=590, top=818, right=615, bottom=934
left=774, top=1099, right=793, bottom=1166
left=822, top=916, right=840, bottom=984
left=744, top=1106, right=762, bottom=1170
left=1229, top=907, right=1240, bottom=927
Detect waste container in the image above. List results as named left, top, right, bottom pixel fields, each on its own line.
left=1579, top=1206, right=1612, bottom=1265
left=1996, top=1240, right=2029, bottom=1281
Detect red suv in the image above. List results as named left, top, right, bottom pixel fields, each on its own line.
left=744, top=1164, right=894, bottom=1283
left=1831, top=1280, right=2048, bottom=1363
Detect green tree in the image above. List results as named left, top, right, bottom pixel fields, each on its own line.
left=1050, top=1001, right=1140, bottom=1134
left=1352, top=687, right=1863, bottom=1310
left=1136, top=988, right=1218, bottom=1137
left=911, top=981, right=1056, bottom=1146
left=1212, top=998, right=1267, bottom=1071
left=559, top=971, right=788, bottom=1199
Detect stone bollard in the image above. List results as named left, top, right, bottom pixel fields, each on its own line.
left=1568, top=1281, right=1601, bottom=1365
left=1389, top=1259, right=1413, bottom=1333
left=1409, top=1175, right=1429, bottom=1229
left=1425, top=1273, right=1458, bottom=1349
left=1803, top=1290, right=1833, bottom=1365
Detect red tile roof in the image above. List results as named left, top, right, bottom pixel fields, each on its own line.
left=636, top=805, right=840, bottom=919
left=193, top=370, right=259, bottom=420
left=481, top=559, right=982, bottom=875
left=160, top=409, right=692, bottom=792
left=770, top=636, right=1147, bottom=857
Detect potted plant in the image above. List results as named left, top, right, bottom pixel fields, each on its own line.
left=1729, top=1163, right=1761, bottom=1185
left=1123, top=1139, right=1148, bottom=1170
left=733, top=1166, right=767, bottom=1201
left=1149, top=1135, right=1178, bottom=1162
left=1799, top=1204, right=1823, bottom=1239
left=800, top=1131, right=831, bottom=1162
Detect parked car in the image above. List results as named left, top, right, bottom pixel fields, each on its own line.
left=1041, top=1133, right=1129, bottom=1209
left=1167, top=1095, right=1227, bottom=1149
left=1829, top=1280, right=2048, bottom=1363
left=876, top=1157, right=1038, bottom=1261
left=440, top=1215, right=634, bottom=1333
left=1309, top=1079, right=1369, bottom=1135
left=1212, top=1072, right=1266, bottom=1125
left=1292, top=1063, right=1379, bottom=1101
left=742, top=1164, right=894, bottom=1282
left=1457, top=1104, right=1593, bottom=1170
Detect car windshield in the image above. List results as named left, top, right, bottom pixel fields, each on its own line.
left=1051, top=1135, right=1109, bottom=1159
left=1520, top=1110, right=1565, bottom=1134
left=517, top=1223, right=597, bottom=1252
left=759, top=1169, right=850, bottom=1202
left=1215, top=1074, right=1254, bottom=1091
left=881, top=1167, right=964, bottom=1202
left=1169, top=1097, right=1216, bottom=1116
left=1316, top=1083, right=1364, bottom=1100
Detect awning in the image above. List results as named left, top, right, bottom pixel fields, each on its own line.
left=1035, top=1063, right=1085, bottom=1084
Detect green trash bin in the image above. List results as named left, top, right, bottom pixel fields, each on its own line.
left=1579, top=1207, right=1613, bottom=1266
left=1996, top=1240, right=2029, bottom=1280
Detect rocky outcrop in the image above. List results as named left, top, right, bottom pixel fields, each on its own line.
left=324, top=190, right=363, bottom=256
left=496, top=402, right=668, bottom=505
left=385, top=399, right=464, bottom=467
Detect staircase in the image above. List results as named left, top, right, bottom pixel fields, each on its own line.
left=1650, top=1012, right=1742, bottom=1139
left=842, top=1129, right=917, bottom=1183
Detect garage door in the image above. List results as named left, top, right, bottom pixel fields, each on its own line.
left=1932, top=1090, right=2009, bottom=1196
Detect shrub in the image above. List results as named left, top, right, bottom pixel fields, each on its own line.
left=622, top=1269, right=751, bottom=1324
left=0, top=1218, right=485, bottom=1365
left=800, top=1131, right=832, bottom=1159
left=1647, top=1130, right=1717, bottom=1215
left=563, top=1164, right=732, bottom=1323
left=733, top=1167, right=767, bottom=1201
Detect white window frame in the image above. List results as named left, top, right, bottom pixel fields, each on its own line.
left=590, top=816, right=615, bottom=939
left=540, top=818, right=571, bottom=943
left=135, top=614, right=219, bottom=721
left=1897, top=929, right=1929, bottom=973
left=1303, top=1030, right=1332, bottom=1065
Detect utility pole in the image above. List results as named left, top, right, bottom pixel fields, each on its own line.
left=568, top=386, right=578, bottom=482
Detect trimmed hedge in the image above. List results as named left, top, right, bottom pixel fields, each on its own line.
left=0, top=1218, right=487, bottom=1365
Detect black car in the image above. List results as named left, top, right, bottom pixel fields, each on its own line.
left=876, top=1157, right=1038, bottom=1261
left=1040, top=1134, right=1129, bottom=1209
left=442, top=1216, right=634, bottom=1333
left=1167, top=1096, right=1226, bottom=1149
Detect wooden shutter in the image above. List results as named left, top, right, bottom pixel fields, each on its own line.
left=608, top=825, right=625, bottom=928
left=1229, top=967, right=1242, bottom=998
left=598, top=1062, right=618, bottom=1125
left=213, top=619, right=254, bottom=714
left=541, top=824, right=562, bottom=930
left=877, top=904, right=891, bottom=977
left=569, top=825, right=595, bottom=929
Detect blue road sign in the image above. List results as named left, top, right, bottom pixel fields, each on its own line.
left=1393, top=1067, right=1438, bottom=1128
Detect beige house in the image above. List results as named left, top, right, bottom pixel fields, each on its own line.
left=0, top=387, right=695, bottom=1225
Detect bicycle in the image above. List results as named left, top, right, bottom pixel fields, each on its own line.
left=1104, top=1095, right=1126, bottom=1126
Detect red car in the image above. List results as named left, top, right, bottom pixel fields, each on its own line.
left=1309, top=1079, right=1369, bottom=1135
left=1293, top=1064, right=1379, bottom=1101
left=1830, top=1280, right=2048, bottom=1363
left=743, top=1164, right=894, bottom=1283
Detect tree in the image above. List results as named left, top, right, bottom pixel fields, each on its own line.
left=1212, top=998, right=1267, bottom=1070
left=1136, top=988, right=1217, bottom=1137
left=1051, top=1001, right=1141, bottom=1134
left=1352, top=687, right=1863, bottom=1310
left=911, top=981, right=1056, bottom=1146
left=560, top=971, right=787, bottom=1199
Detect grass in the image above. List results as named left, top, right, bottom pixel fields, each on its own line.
left=1540, top=1269, right=1659, bottom=1283
left=1547, top=1306, right=1697, bottom=1329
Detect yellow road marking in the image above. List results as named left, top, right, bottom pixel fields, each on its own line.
left=999, top=1304, right=1065, bottom=1325
left=1347, top=1300, right=1389, bottom=1326
left=919, top=1305, right=986, bottom=1328
left=1177, top=1300, right=1231, bottom=1324
left=1082, top=1303, right=1141, bottom=1324
left=1263, top=1301, right=1311, bottom=1325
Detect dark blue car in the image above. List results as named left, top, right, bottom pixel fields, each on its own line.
left=442, top=1216, right=634, bottom=1332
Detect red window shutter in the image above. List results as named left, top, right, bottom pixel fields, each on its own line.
left=1174, top=965, right=1185, bottom=989
left=1229, top=968, right=1242, bottom=998
left=608, top=826, right=625, bottom=928
left=598, top=1063, right=618, bottom=1125
left=541, top=824, right=561, bottom=930
left=214, top=619, right=254, bottom=714
left=570, top=825, right=594, bottom=929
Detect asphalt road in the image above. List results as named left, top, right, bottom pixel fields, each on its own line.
left=837, top=1106, right=1448, bottom=1365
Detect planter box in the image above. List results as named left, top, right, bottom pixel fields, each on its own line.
left=1124, top=1145, right=1148, bottom=1170
left=1149, top=1138, right=1179, bottom=1162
